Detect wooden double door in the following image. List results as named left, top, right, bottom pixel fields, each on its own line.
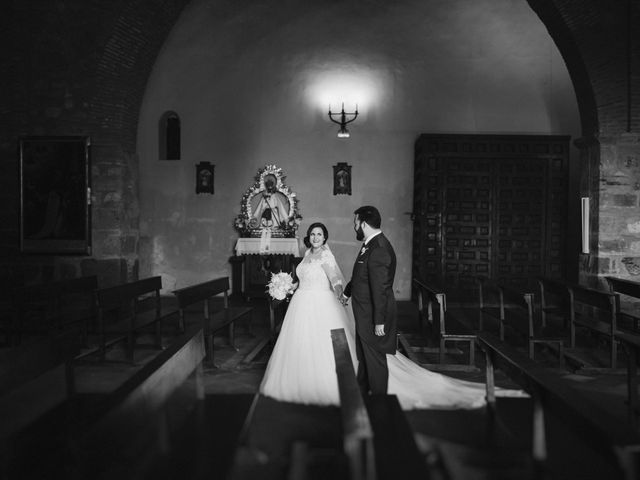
left=412, top=134, right=569, bottom=304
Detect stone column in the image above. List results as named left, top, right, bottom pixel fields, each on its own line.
left=596, top=133, right=640, bottom=284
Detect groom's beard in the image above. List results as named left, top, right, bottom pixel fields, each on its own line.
left=355, top=226, right=364, bottom=241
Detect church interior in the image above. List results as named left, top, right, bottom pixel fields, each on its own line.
left=1, top=0, right=640, bottom=479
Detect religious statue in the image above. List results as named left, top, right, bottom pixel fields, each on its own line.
left=234, top=165, right=302, bottom=238
left=250, top=174, right=290, bottom=228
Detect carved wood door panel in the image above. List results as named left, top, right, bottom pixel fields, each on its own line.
left=442, top=157, right=494, bottom=297
left=493, top=157, right=547, bottom=289
left=413, top=135, right=569, bottom=304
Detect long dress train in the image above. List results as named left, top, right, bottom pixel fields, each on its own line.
left=259, top=247, right=525, bottom=410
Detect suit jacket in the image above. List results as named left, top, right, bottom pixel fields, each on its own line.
left=345, top=233, right=397, bottom=354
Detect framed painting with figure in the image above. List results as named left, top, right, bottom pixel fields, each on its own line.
left=20, top=136, right=91, bottom=254
left=196, top=161, right=215, bottom=194
left=333, top=162, right=351, bottom=195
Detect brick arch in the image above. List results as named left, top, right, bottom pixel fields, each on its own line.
left=92, top=0, right=191, bottom=149
left=526, top=0, right=638, bottom=137
left=87, top=1, right=190, bottom=282
left=526, top=0, right=599, bottom=137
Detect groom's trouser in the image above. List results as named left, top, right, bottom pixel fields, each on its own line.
left=355, top=335, right=388, bottom=394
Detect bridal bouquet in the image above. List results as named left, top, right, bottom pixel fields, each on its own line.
left=267, top=271, right=295, bottom=301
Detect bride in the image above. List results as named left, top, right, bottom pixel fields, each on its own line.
left=260, top=222, right=523, bottom=410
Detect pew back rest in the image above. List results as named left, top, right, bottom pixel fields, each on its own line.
left=500, top=285, right=533, bottom=312
left=606, top=276, right=640, bottom=330
left=413, top=278, right=447, bottom=333
left=569, top=284, right=618, bottom=321
left=106, top=327, right=205, bottom=418
left=477, top=277, right=502, bottom=308
left=97, top=276, right=162, bottom=309
left=12, top=276, right=98, bottom=331
left=0, top=329, right=80, bottom=442
left=605, top=276, right=640, bottom=298
left=477, top=332, right=640, bottom=480
left=79, top=327, right=206, bottom=476
left=330, top=327, right=375, bottom=480
left=568, top=284, right=621, bottom=369
left=538, top=276, right=570, bottom=306
left=96, top=276, right=163, bottom=323
left=173, top=277, right=230, bottom=310
left=0, top=328, right=80, bottom=396
left=493, top=284, right=538, bottom=343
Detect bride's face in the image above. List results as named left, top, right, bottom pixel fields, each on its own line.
left=309, top=227, right=325, bottom=249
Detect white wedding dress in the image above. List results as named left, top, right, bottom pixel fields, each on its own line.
left=260, top=247, right=524, bottom=410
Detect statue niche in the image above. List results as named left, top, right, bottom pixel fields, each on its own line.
left=234, top=165, right=302, bottom=238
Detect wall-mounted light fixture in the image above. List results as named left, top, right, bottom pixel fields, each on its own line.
left=328, top=103, right=358, bottom=138
left=581, top=197, right=590, bottom=254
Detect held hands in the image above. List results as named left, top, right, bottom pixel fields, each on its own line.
left=335, top=285, right=349, bottom=306
left=339, top=294, right=349, bottom=306
left=374, top=324, right=385, bottom=336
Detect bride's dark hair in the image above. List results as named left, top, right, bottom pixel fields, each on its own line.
left=303, top=222, right=329, bottom=248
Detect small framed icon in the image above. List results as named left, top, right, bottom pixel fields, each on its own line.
left=196, top=162, right=215, bottom=194
left=333, top=162, right=351, bottom=195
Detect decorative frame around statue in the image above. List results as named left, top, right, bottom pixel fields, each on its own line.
left=234, top=165, right=302, bottom=238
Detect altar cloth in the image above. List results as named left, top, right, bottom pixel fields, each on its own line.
left=235, top=237, right=300, bottom=256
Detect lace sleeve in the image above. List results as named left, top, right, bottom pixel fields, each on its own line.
left=320, top=248, right=346, bottom=290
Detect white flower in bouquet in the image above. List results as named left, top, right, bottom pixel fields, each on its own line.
left=267, top=271, right=295, bottom=301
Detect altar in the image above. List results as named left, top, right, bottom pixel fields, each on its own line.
left=231, top=238, right=301, bottom=300
left=235, top=238, right=300, bottom=256
left=230, top=165, right=303, bottom=300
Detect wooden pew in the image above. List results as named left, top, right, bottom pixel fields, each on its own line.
left=477, top=277, right=502, bottom=332
left=172, top=276, right=253, bottom=367
left=606, top=276, right=640, bottom=332
left=537, top=276, right=571, bottom=329
left=479, top=278, right=564, bottom=364
left=568, top=284, right=620, bottom=369
left=613, top=330, right=640, bottom=428
left=502, top=283, right=564, bottom=364
left=94, top=276, right=178, bottom=363
left=330, top=327, right=375, bottom=480
left=0, top=329, right=81, bottom=463
left=73, top=327, right=206, bottom=479
left=411, top=278, right=476, bottom=369
left=10, top=276, right=98, bottom=346
left=330, top=328, right=430, bottom=480
left=477, top=331, right=640, bottom=480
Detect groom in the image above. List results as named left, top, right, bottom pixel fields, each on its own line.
left=342, top=205, right=397, bottom=395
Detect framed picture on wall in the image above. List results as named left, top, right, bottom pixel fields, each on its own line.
left=333, top=162, right=352, bottom=195
left=196, top=161, right=215, bottom=194
left=19, top=136, right=91, bottom=254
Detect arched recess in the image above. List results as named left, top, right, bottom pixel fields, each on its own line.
left=159, top=111, right=181, bottom=160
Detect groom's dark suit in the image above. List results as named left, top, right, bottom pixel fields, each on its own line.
left=345, top=232, right=397, bottom=394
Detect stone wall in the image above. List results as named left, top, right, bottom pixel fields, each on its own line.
left=530, top=0, right=640, bottom=286
left=0, top=0, right=189, bottom=288
left=0, top=0, right=638, bottom=291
